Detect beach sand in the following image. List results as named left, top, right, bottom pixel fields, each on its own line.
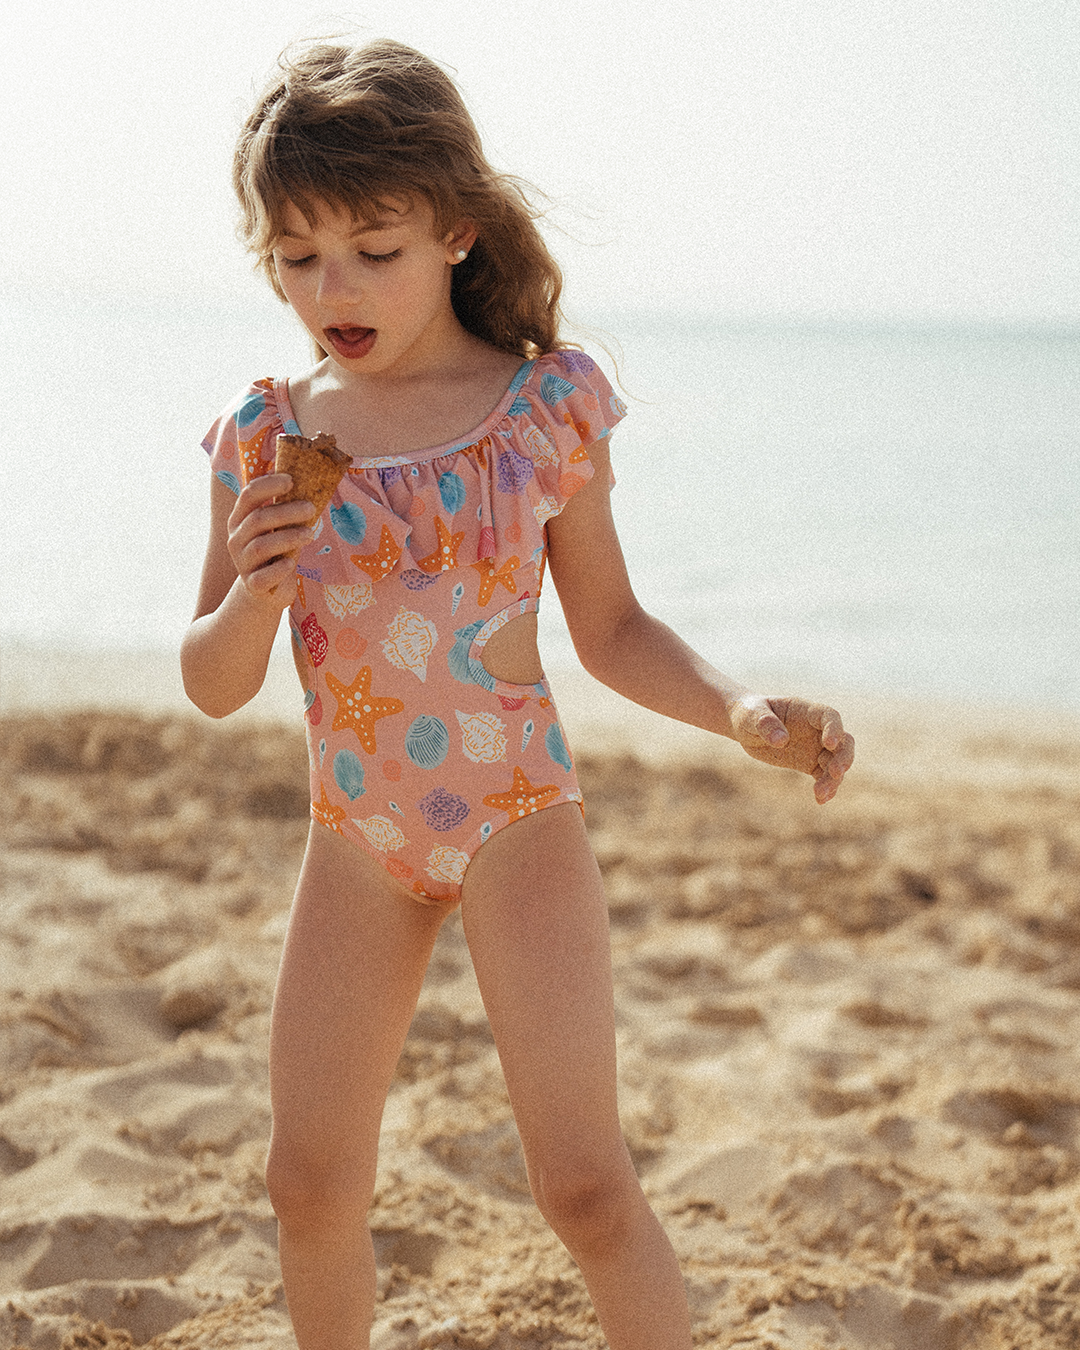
left=1, top=652, right=1079, bottom=1348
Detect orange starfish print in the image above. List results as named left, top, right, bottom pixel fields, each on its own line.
left=459, top=434, right=491, bottom=469
left=416, top=516, right=465, bottom=573
left=482, top=767, right=561, bottom=821
left=324, top=666, right=405, bottom=754
left=351, top=524, right=403, bottom=582
left=471, top=555, right=520, bottom=606
left=311, top=783, right=347, bottom=833
left=238, top=424, right=274, bottom=483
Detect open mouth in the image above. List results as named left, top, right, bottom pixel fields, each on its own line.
left=325, top=326, right=376, bottom=359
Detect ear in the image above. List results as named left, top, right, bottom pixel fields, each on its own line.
left=444, top=220, right=478, bottom=263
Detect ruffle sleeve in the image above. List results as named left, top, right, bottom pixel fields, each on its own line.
left=505, top=350, right=626, bottom=529
left=201, top=378, right=293, bottom=496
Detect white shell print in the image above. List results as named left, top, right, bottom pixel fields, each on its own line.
left=523, top=421, right=558, bottom=466
left=456, top=710, right=507, bottom=763
left=451, top=581, right=465, bottom=615
left=424, top=844, right=471, bottom=885
left=319, top=738, right=327, bottom=767
left=324, top=581, right=375, bottom=619
left=353, top=815, right=407, bottom=852
left=382, top=606, right=438, bottom=682
left=480, top=821, right=493, bottom=841
left=521, top=719, right=534, bottom=752
left=533, top=495, right=560, bottom=527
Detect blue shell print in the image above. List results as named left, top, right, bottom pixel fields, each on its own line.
left=234, top=392, right=267, bottom=428
left=540, top=373, right=577, bottom=406
left=330, top=501, right=367, bottom=545
left=508, top=394, right=532, bottom=417
left=447, top=619, right=494, bottom=690
left=404, top=716, right=450, bottom=769
left=215, top=470, right=242, bottom=496
left=545, top=722, right=573, bottom=772
left=332, top=749, right=366, bottom=801
left=438, top=471, right=467, bottom=515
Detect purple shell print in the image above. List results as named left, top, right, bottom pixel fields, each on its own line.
left=558, top=351, right=596, bottom=374
left=496, top=447, right=534, bottom=493
left=417, top=786, right=470, bottom=832
left=400, top=569, right=442, bottom=591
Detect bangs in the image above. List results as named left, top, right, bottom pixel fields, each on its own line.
left=244, top=127, right=440, bottom=260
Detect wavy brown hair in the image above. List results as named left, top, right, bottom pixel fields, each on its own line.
left=233, top=39, right=566, bottom=359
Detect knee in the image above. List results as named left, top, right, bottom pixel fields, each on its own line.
left=531, top=1159, right=642, bottom=1251
left=264, top=1140, right=373, bottom=1236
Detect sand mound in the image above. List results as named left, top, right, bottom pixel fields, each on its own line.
left=2, top=709, right=1079, bottom=1348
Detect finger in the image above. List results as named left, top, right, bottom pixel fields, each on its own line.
left=759, top=715, right=789, bottom=748
left=816, top=706, right=847, bottom=752
left=828, top=731, right=856, bottom=776
left=755, top=696, right=790, bottom=747
left=237, top=525, right=311, bottom=575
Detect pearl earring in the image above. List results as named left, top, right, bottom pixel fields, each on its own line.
left=454, top=249, right=468, bottom=261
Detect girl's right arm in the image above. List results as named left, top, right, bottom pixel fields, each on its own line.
left=180, top=474, right=314, bottom=718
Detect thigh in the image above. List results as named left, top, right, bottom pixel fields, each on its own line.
left=460, top=804, right=628, bottom=1177
left=269, top=823, right=452, bottom=1179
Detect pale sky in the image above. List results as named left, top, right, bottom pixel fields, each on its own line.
left=6, top=0, right=1080, bottom=324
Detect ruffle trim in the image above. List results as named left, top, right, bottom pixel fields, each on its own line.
left=202, top=353, right=626, bottom=585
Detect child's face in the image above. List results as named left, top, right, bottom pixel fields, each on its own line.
left=271, top=198, right=475, bottom=374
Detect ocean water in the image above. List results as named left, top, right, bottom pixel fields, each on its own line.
left=3, top=294, right=1078, bottom=712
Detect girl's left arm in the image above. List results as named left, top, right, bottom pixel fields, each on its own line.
left=545, top=436, right=854, bottom=802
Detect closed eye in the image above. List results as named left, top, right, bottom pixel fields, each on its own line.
left=278, top=255, right=315, bottom=270
left=360, top=249, right=401, bottom=264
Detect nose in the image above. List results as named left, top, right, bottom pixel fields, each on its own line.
left=316, top=257, right=362, bottom=308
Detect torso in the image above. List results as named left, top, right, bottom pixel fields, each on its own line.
left=286, top=344, right=540, bottom=682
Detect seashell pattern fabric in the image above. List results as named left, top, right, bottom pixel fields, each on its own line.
left=201, top=352, right=622, bottom=901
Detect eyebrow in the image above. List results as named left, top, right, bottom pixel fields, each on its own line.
left=279, top=219, right=400, bottom=241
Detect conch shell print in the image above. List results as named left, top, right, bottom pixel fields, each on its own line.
left=456, top=710, right=508, bottom=764
left=324, top=581, right=374, bottom=619
left=381, top=607, right=438, bottom=682
left=425, top=844, right=471, bottom=886
left=354, top=815, right=407, bottom=852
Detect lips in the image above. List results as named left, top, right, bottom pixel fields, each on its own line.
left=325, top=326, right=376, bottom=360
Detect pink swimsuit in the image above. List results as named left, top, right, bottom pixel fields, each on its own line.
left=202, top=351, right=626, bottom=902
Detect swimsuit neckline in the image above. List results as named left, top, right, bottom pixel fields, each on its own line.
left=273, top=358, right=537, bottom=469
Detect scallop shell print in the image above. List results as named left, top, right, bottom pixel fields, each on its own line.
left=404, top=715, right=450, bottom=770
left=456, top=710, right=507, bottom=764
left=540, top=372, right=578, bottom=406
left=382, top=607, right=438, bottom=682
left=425, top=845, right=471, bottom=886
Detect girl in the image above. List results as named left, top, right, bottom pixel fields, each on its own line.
left=182, top=38, right=854, bottom=1350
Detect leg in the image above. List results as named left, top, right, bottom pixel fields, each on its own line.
left=460, top=804, right=692, bottom=1350
left=266, top=823, right=451, bottom=1350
